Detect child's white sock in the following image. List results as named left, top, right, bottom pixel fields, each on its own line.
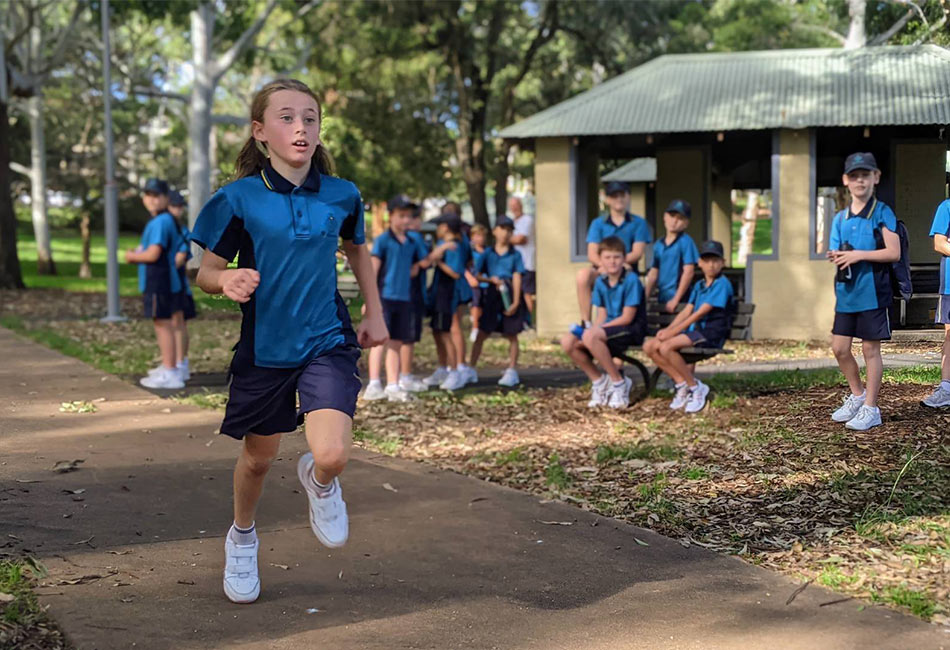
left=675, top=381, right=687, bottom=389
left=178, top=357, right=189, bottom=368
left=853, top=389, right=867, bottom=398
left=940, top=379, right=950, bottom=392
left=583, top=320, right=592, bottom=328
left=310, top=473, right=335, bottom=496
left=593, top=374, right=608, bottom=387
left=611, top=378, right=626, bottom=387
left=458, top=363, right=471, bottom=371
left=399, top=373, right=411, bottom=381
left=229, top=522, right=257, bottom=546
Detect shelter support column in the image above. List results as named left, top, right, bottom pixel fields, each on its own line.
left=894, top=141, right=946, bottom=264
left=710, top=172, right=733, bottom=263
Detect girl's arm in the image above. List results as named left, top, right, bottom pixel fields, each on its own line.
left=125, top=244, right=163, bottom=264
left=934, top=233, right=950, bottom=256
left=342, top=240, right=388, bottom=348
left=196, top=249, right=260, bottom=303
left=602, top=305, right=636, bottom=329
left=505, top=272, right=522, bottom=315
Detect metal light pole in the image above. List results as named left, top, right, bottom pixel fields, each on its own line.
left=100, top=0, right=124, bottom=322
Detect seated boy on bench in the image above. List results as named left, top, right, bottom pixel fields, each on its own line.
left=643, top=240, right=732, bottom=415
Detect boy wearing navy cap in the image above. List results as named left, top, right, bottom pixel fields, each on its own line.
left=126, top=178, right=185, bottom=389
left=364, top=195, right=427, bottom=402
left=575, top=180, right=651, bottom=326
left=644, top=240, right=733, bottom=414
left=923, top=195, right=950, bottom=408
left=826, top=152, right=900, bottom=430
left=644, top=199, right=699, bottom=313
left=561, top=236, right=646, bottom=409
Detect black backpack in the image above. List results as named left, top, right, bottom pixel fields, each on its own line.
left=867, top=200, right=912, bottom=301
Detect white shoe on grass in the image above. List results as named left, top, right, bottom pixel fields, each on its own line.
left=296, top=452, right=348, bottom=548
left=385, top=384, right=412, bottom=402
left=460, top=365, right=479, bottom=385
left=498, top=368, right=520, bottom=387
left=223, top=535, right=260, bottom=604
left=440, top=370, right=467, bottom=391
left=398, top=375, right=428, bottom=393
left=684, top=381, right=710, bottom=414
left=588, top=376, right=610, bottom=408
left=140, top=367, right=184, bottom=390
left=832, top=392, right=865, bottom=422
left=424, top=367, right=449, bottom=387
left=607, top=376, right=633, bottom=409
left=845, top=405, right=882, bottom=431
left=362, top=382, right=386, bottom=401
left=177, top=359, right=191, bottom=382
left=921, top=384, right=950, bottom=408
left=670, top=383, right=690, bottom=410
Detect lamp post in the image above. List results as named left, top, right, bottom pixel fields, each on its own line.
left=100, top=0, right=124, bottom=323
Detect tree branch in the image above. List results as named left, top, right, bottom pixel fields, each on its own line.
left=212, top=0, right=280, bottom=83
left=891, top=0, right=928, bottom=25
left=870, top=9, right=914, bottom=44
left=37, top=1, right=84, bottom=79
left=912, top=14, right=948, bottom=44
left=132, top=86, right=188, bottom=102
left=212, top=114, right=248, bottom=126
left=10, top=161, right=30, bottom=177
left=795, top=22, right=847, bottom=45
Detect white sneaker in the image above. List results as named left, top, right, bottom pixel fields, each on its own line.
left=460, top=365, right=479, bottom=385
left=832, top=392, right=866, bottom=422
left=223, top=535, right=260, bottom=604
left=140, top=367, right=184, bottom=389
left=921, top=384, right=950, bottom=408
left=469, top=329, right=479, bottom=343
left=296, top=453, right=348, bottom=548
left=607, top=376, right=633, bottom=409
left=424, top=367, right=449, bottom=387
left=398, top=375, right=428, bottom=393
left=498, top=368, right=520, bottom=387
left=146, top=364, right=164, bottom=377
left=587, top=377, right=610, bottom=408
left=177, top=359, right=191, bottom=382
left=684, top=381, right=710, bottom=414
left=669, top=383, right=690, bottom=410
left=845, top=405, right=882, bottom=431
left=362, top=382, right=386, bottom=401
left=440, top=370, right=466, bottom=391
left=384, top=384, right=412, bottom=402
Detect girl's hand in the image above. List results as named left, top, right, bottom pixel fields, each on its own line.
left=664, top=299, right=678, bottom=314
left=831, top=249, right=862, bottom=269
left=221, top=268, right=261, bottom=303
left=357, top=312, right=388, bottom=348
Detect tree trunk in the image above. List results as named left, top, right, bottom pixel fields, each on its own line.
left=187, top=3, right=214, bottom=231
left=78, top=210, right=92, bottom=279
left=0, top=98, right=25, bottom=289
left=27, top=91, right=55, bottom=275
left=737, top=191, right=760, bottom=267
left=370, top=201, right=385, bottom=239
left=493, top=140, right=512, bottom=220
left=844, top=0, right=867, bottom=49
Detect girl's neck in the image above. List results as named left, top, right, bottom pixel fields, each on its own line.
left=270, top=156, right=310, bottom=187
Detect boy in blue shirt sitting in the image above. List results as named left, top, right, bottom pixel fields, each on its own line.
left=644, top=199, right=699, bottom=313
left=923, top=197, right=950, bottom=408
left=826, top=153, right=900, bottom=430
left=644, top=240, right=733, bottom=414
left=561, top=236, right=646, bottom=409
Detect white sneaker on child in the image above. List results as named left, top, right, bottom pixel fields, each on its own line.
left=384, top=384, right=413, bottom=402
left=362, top=382, right=386, bottom=401
left=177, top=359, right=191, bottom=382
left=223, top=534, right=260, bottom=604
left=460, top=365, right=479, bottom=385
left=684, top=381, right=710, bottom=414
left=140, top=367, right=184, bottom=390
left=832, top=392, right=865, bottom=422
left=606, top=376, right=633, bottom=409
left=424, top=367, right=449, bottom=387
left=440, top=370, right=467, bottom=391
left=398, top=375, right=428, bottom=393
left=297, top=452, right=348, bottom=548
left=588, top=376, right=610, bottom=408
left=921, top=383, right=950, bottom=408
left=845, top=405, right=882, bottom=431
left=670, top=383, right=690, bottom=410
left=498, top=368, right=520, bottom=387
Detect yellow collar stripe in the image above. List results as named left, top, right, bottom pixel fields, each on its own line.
left=260, top=169, right=274, bottom=191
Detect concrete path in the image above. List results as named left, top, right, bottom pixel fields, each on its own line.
left=1, top=326, right=945, bottom=650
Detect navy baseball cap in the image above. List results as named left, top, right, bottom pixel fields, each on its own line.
left=432, top=212, right=462, bottom=233
left=168, top=190, right=185, bottom=207
left=699, top=240, right=725, bottom=259
left=387, top=194, right=419, bottom=212
left=666, top=199, right=691, bottom=218
left=604, top=181, right=630, bottom=196
left=844, top=152, right=879, bottom=174
left=143, top=178, right=169, bottom=195
left=494, top=216, right=515, bottom=229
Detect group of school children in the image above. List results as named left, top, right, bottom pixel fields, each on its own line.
left=362, top=197, right=531, bottom=401
left=125, top=178, right=197, bottom=390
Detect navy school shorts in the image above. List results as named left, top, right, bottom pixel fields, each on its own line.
left=382, top=298, right=415, bottom=343
left=685, top=327, right=728, bottom=349
left=479, top=283, right=526, bottom=336
left=143, top=291, right=184, bottom=320
left=219, top=346, right=362, bottom=439
left=411, top=298, right=425, bottom=343
left=936, top=295, right=950, bottom=325
left=832, top=307, right=891, bottom=341
left=181, top=293, right=197, bottom=320
left=431, top=309, right=454, bottom=333
left=470, top=285, right=485, bottom=309
left=603, top=323, right=646, bottom=357
left=522, top=270, right=537, bottom=296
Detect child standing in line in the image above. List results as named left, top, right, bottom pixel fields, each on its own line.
left=923, top=196, right=950, bottom=408
left=397, top=207, right=430, bottom=393
left=168, top=189, right=194, bottom=380
left=427, top=213, right=468, bottom=391
left=467, top=224, right=490, bottom=343
left=126, top=178, right=185, bottom=390
left=191, top=79, right=388, bottom=604
left=644, top=199, right=698, bottom=313
left=643, top=240, right=733, bottom=414
left=826, top=152, right=900, bottom=430
left=363, top=195, right=426, bottom=402
left=470, top=216, right=525, bottom=387
left=561, top=236, right=645, bottom=409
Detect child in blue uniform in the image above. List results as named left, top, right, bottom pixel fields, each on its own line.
left=561, top=236, right=646, bottom=409
left=191, top=79, right=387, bottom=605
left=826, top=152, right=900, bottom=430
left=126, top=178, right=185, bottom=390
left=470, top=216, right=525, bottom=387
left=168, top=190, right=195, bottom=380
left=644, top=199, right=698, bottom=313
left=923, top=197, right=950, bottom=408
left=467, top=224, right=489, bottom=342
left=397, top=207, right=430, bottom=393
left=644, top=240, right=733, bottom=414
left=427, top=213, right=468, bottom=390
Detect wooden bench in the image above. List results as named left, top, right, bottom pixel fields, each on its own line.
left=338, top=275, right=360, bottom=305
left=617, top=300, right=755, bottom=396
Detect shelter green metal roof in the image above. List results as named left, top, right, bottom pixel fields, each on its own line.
left=601, top=158, right=656, bottom=183
left=500, top=46, right=950, bottom=139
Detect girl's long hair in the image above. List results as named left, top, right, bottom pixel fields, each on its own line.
left=233, top=78, right=335, bottom=180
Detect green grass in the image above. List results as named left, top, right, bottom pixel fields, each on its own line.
left=681, top=466, right=710, bottom=480
left=873, top=585, right=938, bottom=619
left=352, top=428, right=402, bottom=455
left=595, top=441, right=680, bottom=465
left=496, top=447, right=527, bottom=466
left=545, top=453, right=571, bottom=489
left=174, top=390, right=230, bottom=410
left=730, top=217, right=773, bottom=268
left=705, top=365, right=941, bottom=399
left=0, top=558, right=46, bottom=625
left=464, top=390, right=536, bottom=408
left=817, top=564, right=857, bottom=590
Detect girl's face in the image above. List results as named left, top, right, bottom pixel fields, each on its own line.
left=471, top=231, right=486, bottom=248
left=169, top=205, right=185, bottom=219
left=252, top=89, right=321, bottom=169
left=606, top=191, right=629, bottom=214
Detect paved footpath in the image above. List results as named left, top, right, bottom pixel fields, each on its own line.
left=1, top=326, right=946, bottom=650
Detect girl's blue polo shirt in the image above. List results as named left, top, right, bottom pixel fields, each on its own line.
left=828, top=199, right=897, bottom=313
left=192, top=162, right=365, bottom=368
left=592, top=270, right=644, bottom=321
left=407, top=231, right=429, bottom=306
left=929, top=199, right=950, bottom=295
left=585, top=212, right=652, bottom=253
left=372, top=229, right=425, bottom=302
left=471, top=248, right=490, bottom=289
left=138, top=211, right=184, bottom=295
left=686, top=275, right=734, bottom=333
left=477, top=246, right=525, bottom=280
left=652, top=232, right=699, bottom=302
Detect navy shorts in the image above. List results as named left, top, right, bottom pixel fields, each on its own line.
left=143, top=291, right=183, bottom=320
left=603, top=323, right=646, bottom=357
left=936, top=295, right=950, bottom=325
left=220, top=346, right=362, bottom=439
left=382, top=299, right=414, bottom=342
left=411, top=300, right=425, bottom=343
left=431, top=310, right=454, bottom=333
left=832, top=307, right=891, bottom=341
left=181, top=294, right=197, bottom=320
left=523, top=270, right=537, bottom=296
left=685, top=328, right=728, bottom=349
left=479, top=284, right=526, bottom=336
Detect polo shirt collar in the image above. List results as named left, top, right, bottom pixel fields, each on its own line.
left=848, top=197, right=876, bottom=220
left=605, top=268, right=628, bottom=287
left=260, top=160, right=321, bottom=194
left=604, top=211, right=633, bottom=224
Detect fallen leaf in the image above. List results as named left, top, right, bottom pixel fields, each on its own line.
left=62, top=488, right=85, bottom=495
left=107, top=550, right=130, bottom=556
left=270, top=563, right=289, bottom=571
left=785, top=579, right=811, bottom=606
left=70, top=535, right=95, bottom=546
left=0, top=593, right=14, bottom=603
left=382, top=482, right=398, bottom=493
left=537, top=520, right=573, bottom=526
left=176, top=579, right=195, bottom=585
left=634, top=538, right=650, bottom=547
left=52, top=460, right=84, bottom=474
left=306, top=608, right=322, bottom=614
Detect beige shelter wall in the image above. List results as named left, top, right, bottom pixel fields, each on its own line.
left=534, top=138, right=588, bottom=338
left=751, top=129, right=835, bottom=340
left=629, top=184, right=647, bottom=221
left=894, top=142, right=947, bottom=263
left=710, top=173, right=733, bottom=261
left=656, top=149, right=707, bottom=245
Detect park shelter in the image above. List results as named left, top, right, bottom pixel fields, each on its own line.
left=601, top=158, right=657, bottom=220
left=499, top=45, right=950, bottom=340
